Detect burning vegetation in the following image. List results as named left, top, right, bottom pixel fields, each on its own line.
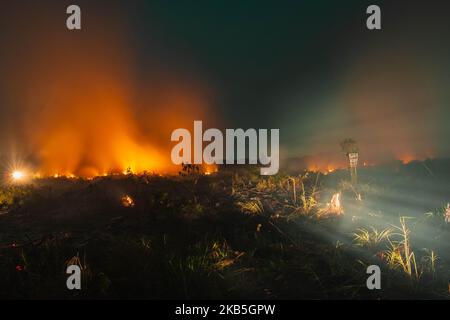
left=121, top=195, right=135, bottom=208
left=0, top=3, right=216, bottom=179
left=1, top=159, right=449, bottom=299
left=0, top=2, right=449, bottom=301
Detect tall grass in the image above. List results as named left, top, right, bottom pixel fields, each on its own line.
left=237, top=199, right=264, bottom=214
left=285, top=173, right=320, bottom=216
left=385, top=217, right=420, bottom=280
left=353, top=227, right=392, bottom=249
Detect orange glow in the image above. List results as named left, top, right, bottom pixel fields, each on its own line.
left=0, top=5, right=215, bottom=178
left=307, top=162, right=342, bottom=174
left=121, top=195, right=135, bottom=208
left=203, top=164, right=218, bottom=175
left=329, top=192, right=343, bottom=215
left=399, top=154, right=417, bottom=164
left=11, top=171, right=25, bottom=181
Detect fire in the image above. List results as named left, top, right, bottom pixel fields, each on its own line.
left=203, top=164, right=218, bottom=175
left=121, top=195, right=135, bottom=208
left=307, top=165, right=339, bottom=175
left=328, top=192, right=343, bottom=215
left=399, top=154, right=416, bottom=164
left=445, top=203, right=450, bottom=224
left=0, top=5, right=215, bottom=179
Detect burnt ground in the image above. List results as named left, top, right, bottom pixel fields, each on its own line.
left=0, top=162, right=449, bottom=299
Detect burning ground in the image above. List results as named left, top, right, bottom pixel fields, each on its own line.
left=0, top=160, right=449, bottom=299
left=0, top=2, right=217, bottom=178
left=0, top=0, right=450, bottom=300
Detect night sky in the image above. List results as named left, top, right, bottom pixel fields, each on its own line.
left=0, top=0, right=449, bottom=173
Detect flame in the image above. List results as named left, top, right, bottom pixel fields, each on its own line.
left=328, top=192, right=343, bottom=215
left=307, top=163, right=341, bottom=174
left=399, top=154, right=419, bottom=164
left=121, top=195, right=135, bottom=208
left=203, top=164, right=218, bottom=175
left=0, top=4, right=215, bottom=178
left=445, top=203, right=450, bottom=224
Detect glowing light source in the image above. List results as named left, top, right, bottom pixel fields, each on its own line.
left=121, top=195, right=135, bottom=208
left=328, top=192, right=343, bottom=215
left=445, top=203, right=450, bottom=224
left=11, top=170, right=25, bottom=181
left=203, top=164, right=218, bottom=176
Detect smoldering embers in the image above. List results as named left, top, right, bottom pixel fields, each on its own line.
left=171, top=121, right=279, bottom=175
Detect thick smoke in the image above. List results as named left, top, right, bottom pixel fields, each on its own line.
left=0, top=2, right=214, bottom=177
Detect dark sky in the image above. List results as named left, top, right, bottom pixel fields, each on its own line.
left=129, top=0, right=364, bottom=124
left=0, top=0, right=450, bottom=172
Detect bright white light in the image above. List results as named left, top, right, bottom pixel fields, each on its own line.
left=12, top=170, right=25, bottom=181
